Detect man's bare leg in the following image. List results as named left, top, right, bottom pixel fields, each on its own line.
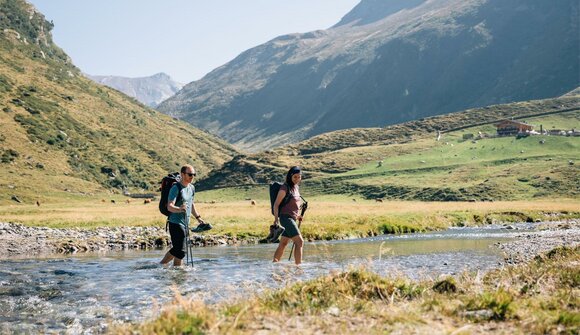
left=160, top=251, right=175, bottom=265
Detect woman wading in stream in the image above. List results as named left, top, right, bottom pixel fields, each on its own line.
left=272, top=166, right=305, bottom=265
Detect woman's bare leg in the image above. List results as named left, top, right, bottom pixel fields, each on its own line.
left=291, top=235, right=304, bottom=265
left=273, top=237, right=291, bottom=262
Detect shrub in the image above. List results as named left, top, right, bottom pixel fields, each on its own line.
left=433, top=277, right=457, bottom=293
left=1, top=149, right=19, bottom=163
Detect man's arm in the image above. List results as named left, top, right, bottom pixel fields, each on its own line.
left=191, top=203, right=204, bottom=224
left=167, top=186, right=186, bottom=213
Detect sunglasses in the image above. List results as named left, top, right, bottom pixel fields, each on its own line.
left=185, top=172, right=196, bottom=177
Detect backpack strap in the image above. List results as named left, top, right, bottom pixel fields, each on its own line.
left=174, top=182, right=184, bottom=205
left=279, top=183, right=296, bottom=213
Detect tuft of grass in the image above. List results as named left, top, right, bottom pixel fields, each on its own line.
left=433, top=277, right=458, bottom=294
left=463, top=288, right=515, bottom=321
left=261, top=269, right=424, bottom=312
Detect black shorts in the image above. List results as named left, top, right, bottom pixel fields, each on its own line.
left=280, top=215, right=300, bottom=238
left=168, top=222, right=186, bottom=259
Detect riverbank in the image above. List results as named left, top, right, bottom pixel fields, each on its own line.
left=1, top=218, right=579, bottom=259
left=0, top=222, right=259, bottom=258
left=117, top=245, right=580, bottom=334
left=497, top=219, right=580, bottom=264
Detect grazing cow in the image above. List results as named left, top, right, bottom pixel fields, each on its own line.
left=125, top=199, right=131, bottom=204
left=101, top=199, right=106, bottom=203
left=144, top=199, right=151, bottom=204
left=251, top=200, right=256, bottom=205
left=36, top=200, right=40, bottom=207
left=375, top=198, right=384, bottom=203
left=111, top=200, right=116, bottom=204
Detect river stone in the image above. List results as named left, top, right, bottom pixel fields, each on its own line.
left=39, top=288, right=63, bottom=300
left=327, top=306, right=340, bottom=317
left=461, top=309, right=494, bottom=321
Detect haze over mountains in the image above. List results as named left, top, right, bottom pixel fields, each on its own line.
left=158, top=0, right=580, bottom=152
left=87, top=72, right=183, bottom=108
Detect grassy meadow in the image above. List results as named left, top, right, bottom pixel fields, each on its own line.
left=293, top=110, right=580, bottom=202
left=338, top=135, right=578, bottom=193
left=1, top=193, right=578, bottom=241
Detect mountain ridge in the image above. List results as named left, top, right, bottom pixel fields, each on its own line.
left=87, top=72, right=183, bottom=108
left=158, top=0, right=580, bottom=152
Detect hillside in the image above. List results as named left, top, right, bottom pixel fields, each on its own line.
left=158, top=0, right=579, bottom=151
left=87, top=72, right=182, bottom=108
left=0, top=0, right=237, bottom=204
left=197, top=95, right=580, bottom=201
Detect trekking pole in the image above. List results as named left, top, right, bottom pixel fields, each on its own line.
left=185, top=213, right=194, bottom=267
left=288, top=199, right=308, bottom=261
left=188, top=216, right=196, bottom=267
left=185, top=216, right=190, bottom=266
left=188, top=225, right=194, bottom=267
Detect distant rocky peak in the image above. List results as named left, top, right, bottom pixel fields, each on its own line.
left=333, top=0, right=427, bottom=27
left=150, top=72, right=171, bottom=80
left=87, top=73, right=183, bottom=108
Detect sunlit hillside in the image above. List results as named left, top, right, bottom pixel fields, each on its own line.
left=0, top=0, right=237, bottom=205
left=199, top=97, right=580, bottom=201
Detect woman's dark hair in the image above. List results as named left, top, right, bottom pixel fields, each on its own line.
left=285, top=166, right=302, bottom=188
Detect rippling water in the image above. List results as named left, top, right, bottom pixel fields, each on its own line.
left=0, top=225, right=528, bottom=334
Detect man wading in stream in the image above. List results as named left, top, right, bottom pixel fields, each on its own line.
left=160, top=165, right=211, bottom=266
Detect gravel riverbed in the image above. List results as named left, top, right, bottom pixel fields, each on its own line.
left=496, top=219, right=580, bottom=264
left=1, top=220, right=578, bottom=260
left=0, top=222, right=259, bottom=258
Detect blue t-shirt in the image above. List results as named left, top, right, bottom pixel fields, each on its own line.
left=167, top=183, right=195, bottom=227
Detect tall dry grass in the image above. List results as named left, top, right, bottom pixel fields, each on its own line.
left=1, top=199, right=578, bottom=238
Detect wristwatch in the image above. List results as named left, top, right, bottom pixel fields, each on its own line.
left=195, top=215, right=201, bottom=219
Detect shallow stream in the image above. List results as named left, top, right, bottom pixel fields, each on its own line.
left=0, top=224, right=531, bottom=334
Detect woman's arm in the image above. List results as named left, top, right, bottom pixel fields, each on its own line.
left=272, top=189, right=287, bottom=223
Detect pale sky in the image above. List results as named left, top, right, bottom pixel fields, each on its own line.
left=28, top=0, right=360, bottom=83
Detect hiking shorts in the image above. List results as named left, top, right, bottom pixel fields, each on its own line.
left=280, top=215, right=300, bottom=238
left=168, top=222, right=186, bottom=259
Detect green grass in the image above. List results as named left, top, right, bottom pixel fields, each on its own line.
left=347, top=135, right=577, bottom=175
left=302, top=127, right=580, bottom=201
left=199, top=108, right=579, bottom=202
